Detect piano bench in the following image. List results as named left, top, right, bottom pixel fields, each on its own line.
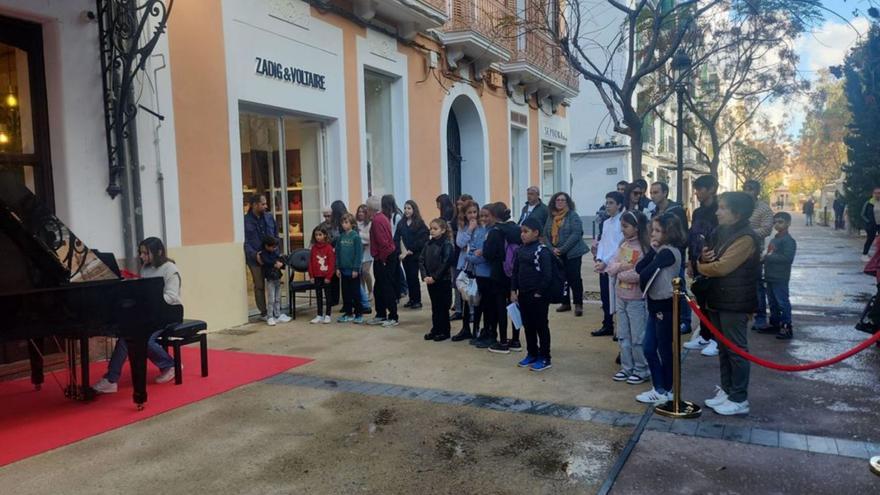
left=156, top=319, right=208, bottom=385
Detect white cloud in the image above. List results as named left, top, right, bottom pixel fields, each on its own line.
left=797, top=17, right=871, bottom=73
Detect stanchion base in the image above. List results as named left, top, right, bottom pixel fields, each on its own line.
left=870, top=456, right=880, bottom=476
left=654, top=400, right=702, bottom=419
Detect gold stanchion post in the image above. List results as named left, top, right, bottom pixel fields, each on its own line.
left=655, top=278, right=702, bottom=419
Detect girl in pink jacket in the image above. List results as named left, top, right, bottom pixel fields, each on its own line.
left=605, top=210, right=651, bottom=384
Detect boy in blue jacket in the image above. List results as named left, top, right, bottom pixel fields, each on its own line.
left=511, top=217, right=553, bottom=371
left=759, top=211, right=797, bottom=340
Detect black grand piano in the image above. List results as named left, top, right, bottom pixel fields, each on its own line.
left=0, top=170, right=181, bottom=409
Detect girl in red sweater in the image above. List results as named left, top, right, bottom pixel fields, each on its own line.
left=309, top=225, right=336, bottom=324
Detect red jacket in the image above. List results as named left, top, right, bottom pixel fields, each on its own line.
left=370, top=213, right=395, bottom=263
left=308, top=242, right=336, bottom=281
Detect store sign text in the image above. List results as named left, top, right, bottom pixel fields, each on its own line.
left=543, top=126, right=567, bottom=142
left=255, top=57, right=326, bottom=91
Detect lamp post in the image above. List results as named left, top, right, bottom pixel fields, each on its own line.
left=672, top=50, right=691, bottom=204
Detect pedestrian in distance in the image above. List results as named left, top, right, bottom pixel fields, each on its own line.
left=635, top=213, right=686, bottom=405
left=698, top=191, right=762, bottom=416
left=605, top=210, right=651, bottom=385
left=511, top=217, right=554, bottom=372
left=420, top=218, right=455, bottom=342
left=335, top=213, right=364, bottom=324
left=757, top=212, right=797, bottom=340
left=802, top=198, right=815, bottom=227
left=861, top=187, right=880, bottom=261
left=260, top=236, right=289, bottom=326
left=308, top=225, right=336, bottom=324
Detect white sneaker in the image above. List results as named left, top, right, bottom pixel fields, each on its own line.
left=704, top=386, right=729, bottom=409
left=93, top=378, right=117, bottom=394
left=713, top=399, right=750, bottom=416
left=684, top=336, right=710, bottom=350
left=322, top=315, right=332, bottom=324
left=310, top=316, right=322, bottom=324
left=155, top=367, right=177, bottom=384
left=701, top=340, right=719, bottom=356
left=381, top=319, right=399, bottom=327
left=862, top=254, right=871, bottom=263
left=635, top=388, right=671, bottom=405
left=612, top=370, right=629, bottom=382
left=267, top=317, right=277, bottom=326
left=277, top=314, right=292, bottom=323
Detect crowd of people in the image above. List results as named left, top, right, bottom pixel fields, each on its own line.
left=240, top=177, right=799, bottom=413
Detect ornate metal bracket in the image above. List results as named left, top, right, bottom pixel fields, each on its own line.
left=96, top=0, right=173, bottom=199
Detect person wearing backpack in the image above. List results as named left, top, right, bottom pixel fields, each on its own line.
left=476, top=202, right=521, bottom=353
left=511, top=217, right=554, bottom=371
left=543, top=192, right=589, bottom=317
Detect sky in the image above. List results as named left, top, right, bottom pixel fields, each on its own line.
left=779, top=0, right=873, bottom=134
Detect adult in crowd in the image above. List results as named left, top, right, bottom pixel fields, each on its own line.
left=698, top=191, right=761, bottom=416
left=367, top=195, right=399, bottom=327
left=861, top=186, right=880, bottom=262
left=544, top=192, right=589, bottom=316
left=743, top=180, right=774, bottom=331
left=802, top=197, right=815, bottom=227
left=518, top=186, right=550, bottom=229
left=833, top=193, right=846, bottom=230
left=93, top=237, right=184, bottom=393
left=380, top=195, right=406, bottom=298
left=649, top=181, right=691, bottom=334
left=395, top=199, right=430, bottom=310
left=244, top=193, right=277, bottom=320
left=595, top=181, right=628, bottom=238
left=592, top=191, right=624, bottom=336
left=684, top=174, right=720, bottom=356
left=623, top=182, right=647, bottom=213
left=356, top=204, right=374, bottom=309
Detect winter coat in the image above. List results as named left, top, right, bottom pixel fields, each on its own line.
left=419, top=237, right=454, bottom=282
left=542, top=210, right=589, bottom=259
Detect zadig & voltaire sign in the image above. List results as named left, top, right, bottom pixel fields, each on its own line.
left=255, top=56, right=326, bottom=91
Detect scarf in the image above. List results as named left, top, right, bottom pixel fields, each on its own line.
left=551, top=207, right=568, bottom=246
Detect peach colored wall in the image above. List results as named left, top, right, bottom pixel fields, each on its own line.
left=310, top=8, right=366, bottom=206
left=529, top=104, right=540, bottom=186
left=167, top=0, right=233, bottom=245
left=483, top=87, right=510, bottom=203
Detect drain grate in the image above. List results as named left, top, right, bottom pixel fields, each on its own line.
left=217, top=328, right=258, bottom=336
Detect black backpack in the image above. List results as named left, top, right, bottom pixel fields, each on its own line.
left=536, top=245, right=568, bottom=304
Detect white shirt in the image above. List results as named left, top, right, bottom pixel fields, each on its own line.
left=141, top=262, right=182, bottom=306
left=597, top=212, right=624, bottom=265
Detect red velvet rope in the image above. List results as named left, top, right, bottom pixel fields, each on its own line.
left=687, top=299, right=880, bottom=372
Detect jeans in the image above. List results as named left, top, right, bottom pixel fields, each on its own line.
left=402, top=256, right=422, bottom=304
left=248, top=263, right=267, bottom=316
left=766, top=280, right=792, bottom=326
left=374, top=259, right=399, bottom=321
left=616, top=297, right=649, bottom=378
left=266, top=278, right=282, bottom=319
left=563, top=255, right=584, bottom=306
left=427, top=279, right=452, bottom=336
left=104, top=329, right=174, bottom=383
left=643, top=306, right=673, bottom=394
left=754, top=277, right=768, bottom=327
left=359, top=285, right=371, bottom=312
left=805, top=213, right=813, bottom=226
left=520, top=292, right=551, bottom=361
left=865, top=225, right=877, bottom=256
left=599, top=272, right=614, bottom=329
left=314, top=278, right=332, bottom=317
left=708, top=310, right=750, bottom=402
left=341, top=275, right=363, bottom=317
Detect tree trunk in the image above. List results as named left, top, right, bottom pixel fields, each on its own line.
left=709, top=132, right=721, bottom=177
left=627, top=123, right=643, bottom=180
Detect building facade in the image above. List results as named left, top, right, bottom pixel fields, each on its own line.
left=0, top=0, right=578, bottom=346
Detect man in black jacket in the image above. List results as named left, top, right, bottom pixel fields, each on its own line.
left=518, top=186, right=549, bottom=229
left=684, top=175, right=719, bottom=354
left=861, top=187, right=880, bottom=261
left=244, top=194, right=278, bottom=320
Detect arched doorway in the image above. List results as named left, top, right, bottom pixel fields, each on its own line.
left=445, top=95, right=486, bottom=203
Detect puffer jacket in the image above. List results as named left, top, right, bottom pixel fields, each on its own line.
left=543, top=210, right=589, bottom=259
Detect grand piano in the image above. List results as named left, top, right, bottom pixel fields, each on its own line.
left=0, top=170, right=181, bottom=409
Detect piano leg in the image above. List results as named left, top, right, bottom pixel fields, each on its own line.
left=79, top=337, right=95, bottom=401
left=28, top=338, right=44, bottom=391
left=127, top=335, right=149, bottom=410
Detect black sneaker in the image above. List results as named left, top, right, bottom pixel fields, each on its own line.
left=591, top=327, right=614, bottom=337
left=756, top=325, right=779, bottom=335
left=556, top=304, right=572, bottom=313
left=424, top=331, right=436, bottom=341
left=776, top=324, right=793, bottom=340
left=508, top=340, right=523, bottom=352
left=403, top=300, right=413, bottom=308
left=488, top=342, right=510, bottom=354
left=475, top=338, right=494, bottom=349
left=410, top=303, right=423, bottom=310
left=433, top=333, right=450, bottom=342
left=451, top=328, right=472, bottom=342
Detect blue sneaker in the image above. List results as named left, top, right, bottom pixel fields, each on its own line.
left=530, top=360, right=552, bottom=372
left=336, top=315, right=353, bottom=323
left=517, top=356, right=539, bottom=368
left=352, top=316, right=365, bottom=324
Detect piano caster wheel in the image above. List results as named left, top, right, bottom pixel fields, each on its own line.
left=34, top=384, right=41, bottom=391
left=136, top=403, right=145, bottom=411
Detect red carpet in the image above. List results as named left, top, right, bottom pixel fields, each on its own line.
left=0, top=348, right=312, bottom=467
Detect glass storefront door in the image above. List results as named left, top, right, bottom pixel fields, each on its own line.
left=240, top=111, right=325, bottom=316
left=542, top=142, right=563, bottom=202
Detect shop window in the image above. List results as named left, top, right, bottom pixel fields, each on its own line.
left=542, top=142, right=563, bottom=201
left=364, top=70, right=394, bottom=197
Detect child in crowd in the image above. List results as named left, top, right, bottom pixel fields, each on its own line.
left=260, top=236, right=289, bottom=326
left=593, top=191, right=625, bottom=337
left=759, top=211, right=797, bottom=340
left=635, top=213, right=686, bottom=404
left=420, top=218, right=455, bottom=341
left=309, top=225, right=336, bottom=324
left=510, top=217, right=553, bottom=371
left=467, top=207, right=493, bottom=346
left=336, top=213, right=364, bottom=324
left=454, top=200, right=487, bottom=341
left=605, top=210, right=651, bottom=384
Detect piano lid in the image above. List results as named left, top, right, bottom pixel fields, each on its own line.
left=0, top=170, right=118, bottom=286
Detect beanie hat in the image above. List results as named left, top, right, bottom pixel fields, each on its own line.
left=522, top=217, right=543, bottom=232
